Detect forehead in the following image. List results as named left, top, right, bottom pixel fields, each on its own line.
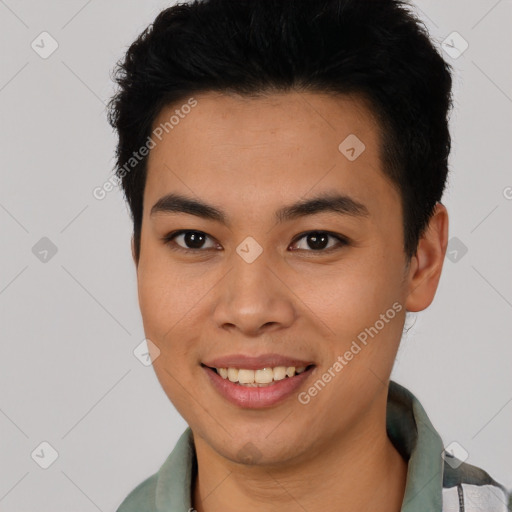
left=144, top=91, right=397, bottom=221
left=149, top=90, right=380, bottom=155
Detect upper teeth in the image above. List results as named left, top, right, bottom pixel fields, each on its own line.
left=216, top=366, right=307, bottom=385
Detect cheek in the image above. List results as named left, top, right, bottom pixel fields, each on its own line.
left=137, top=269, right=173, bottom=334
left=307, top=250, right=405, bottom=343
left=137, top=264, right=200, bottom=396
left=137, top=249, right=199, bottom=334
left=136, top=252, right=207, bottom=368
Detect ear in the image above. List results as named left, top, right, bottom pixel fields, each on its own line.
left=131, top=235, right=138, bottom=267
left=405, top=202, right=449, bottom=312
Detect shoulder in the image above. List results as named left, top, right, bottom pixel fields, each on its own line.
left=442, top=456, right=511, bottom=512
left=116, top=472, right=158, bottom=512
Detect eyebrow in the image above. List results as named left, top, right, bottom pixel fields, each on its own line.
left=150, top=192, right=369, bottom=226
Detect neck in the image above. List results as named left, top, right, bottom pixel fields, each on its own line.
left=192, top=401, right=408, bottom=512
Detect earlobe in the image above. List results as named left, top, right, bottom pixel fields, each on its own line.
left=405, top=203, right=449, bottom=312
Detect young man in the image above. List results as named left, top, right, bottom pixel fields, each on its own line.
left=108, top=1, right=510, bottom=511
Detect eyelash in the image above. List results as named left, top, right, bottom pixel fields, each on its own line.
left=161, top=230, right=350, bottom=255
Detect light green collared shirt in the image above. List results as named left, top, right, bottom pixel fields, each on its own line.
left=117, top=381, right=510, bottom=512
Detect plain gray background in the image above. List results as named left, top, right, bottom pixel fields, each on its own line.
left=1, top=0, right=511, bottom=510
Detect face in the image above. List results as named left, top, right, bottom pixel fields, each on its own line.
left=134, top=91, right=430, bottom=467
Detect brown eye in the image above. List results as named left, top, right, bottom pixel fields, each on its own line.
left=162, top=229, right=349, bottom=255
left=163, top=230, right=218, bottom=253
left=290, top=231, right=348, bottom=252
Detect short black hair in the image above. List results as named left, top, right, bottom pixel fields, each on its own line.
left=107, top=0, right=453, bottom=264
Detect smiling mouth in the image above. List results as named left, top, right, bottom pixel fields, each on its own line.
left=202, top=364, right=315, bottom=387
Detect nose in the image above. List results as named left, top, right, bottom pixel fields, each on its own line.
left=211, top=252, right=296, bottom=337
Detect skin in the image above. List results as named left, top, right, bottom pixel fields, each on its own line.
left=131, top=90, right=449, bottom=512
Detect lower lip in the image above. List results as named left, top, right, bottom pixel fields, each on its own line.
left=203, top=365, right=314, bottom=409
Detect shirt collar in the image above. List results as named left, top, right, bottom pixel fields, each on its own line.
left=154, top=380, right=445, bottom=512
left=387, top=380, right=445, bottom=511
